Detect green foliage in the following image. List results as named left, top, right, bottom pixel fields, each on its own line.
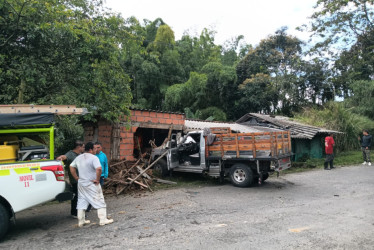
left=199, top=107, right=227, bottom=121
left=164, top=72, right=207, bottom=113
left=308, top=0, right=374, bottom=54
left=294, top=102, right=374, bottom=151
left=345, top=80, right=374, bottom=119
left=54, top=116, right=84, bottom=156
left=149, top=24, right=175, bottom=53
left=235, top=27, right=310, bottom=116
left=289, top=151, right=363, bottom=171
left=0, top=0, right=133, bottom=122
left=236, top=73, right=277, bottom=115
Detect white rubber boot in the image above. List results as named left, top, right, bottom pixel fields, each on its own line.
left=98, top=208, right=114, bottom=226
left=78, top=209, right=91, bottom=227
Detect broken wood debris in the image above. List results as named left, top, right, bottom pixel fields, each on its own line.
left=103, top=151, right=174, bottom=196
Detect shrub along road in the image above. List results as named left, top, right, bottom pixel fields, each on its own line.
left=1, top=165, right=374, bottom=249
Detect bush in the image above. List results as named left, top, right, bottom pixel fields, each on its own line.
left=294, top=102, right=374, bottom=151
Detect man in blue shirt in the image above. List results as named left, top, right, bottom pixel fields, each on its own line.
left=94, top=142, right=109, bottom=186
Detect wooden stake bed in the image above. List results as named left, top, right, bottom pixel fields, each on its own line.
left=206, top=131, right=291, bottom=159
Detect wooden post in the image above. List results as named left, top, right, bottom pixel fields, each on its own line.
left=110, top=122, right=120, bottom=160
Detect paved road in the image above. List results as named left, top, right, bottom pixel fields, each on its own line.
left=1, top=165, right=374, bottom=250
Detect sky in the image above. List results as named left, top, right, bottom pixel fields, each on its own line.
left=104, top=0, right=317, bottom=46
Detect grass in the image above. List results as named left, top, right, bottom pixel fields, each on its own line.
left=284, top=150, right=363, bottom=174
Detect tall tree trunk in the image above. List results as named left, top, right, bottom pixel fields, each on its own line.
left=18, top=78, right=26, bottom=104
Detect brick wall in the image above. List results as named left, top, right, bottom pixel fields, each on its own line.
left=84, top=109, right=185, bottom=162
left=83, top=120, right=112, bottom=157
left=117, top=110, right=185, bottom=161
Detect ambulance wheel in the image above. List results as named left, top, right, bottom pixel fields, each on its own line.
left=153, top=158, right=170, bottom=177
left=0, top=203, right=10, bottom=241
left=230, top=164, right=253, bottom=187
left=262, top=173, right=269, bottom=181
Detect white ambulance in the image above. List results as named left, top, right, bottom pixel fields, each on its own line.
left=0, top=112, right=71, bottom=240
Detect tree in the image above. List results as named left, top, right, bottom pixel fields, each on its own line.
left=345, top=80, right=374, bottom=119
left=235, top=28, right=304, bottom=115
left=164, top=72, right=207, bottom=112
left=236, top=73, right=277, bottom=115
left=0, top=0, right=133, bottom=121
left=308, top=0, right=374, bottom=54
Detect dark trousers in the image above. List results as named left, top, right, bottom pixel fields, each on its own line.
left=362, top=148, right=371, bottom=162
left=324, top=154, right=334, bottom=169
left=71, top=183, right=78, bottom=216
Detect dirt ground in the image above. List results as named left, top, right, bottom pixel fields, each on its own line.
left=1, top=164, right=374, bottom=250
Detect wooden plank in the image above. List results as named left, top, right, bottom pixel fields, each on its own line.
left=155, top=178, right=177, bottom=185
left=136, top=165, right=151, bottom=179
left=0, top=104, right=86, bottom=115
left=122, top=159, right=141, bottom=176
left=127, top=178, right=148, bottom=188
left=110, top=159, right=127, bottom=167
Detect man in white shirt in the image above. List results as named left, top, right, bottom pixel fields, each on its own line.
left=70, top=142, right=113, bottom=227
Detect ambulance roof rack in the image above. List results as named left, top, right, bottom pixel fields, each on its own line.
left=0, top=105, right=87, bottom=115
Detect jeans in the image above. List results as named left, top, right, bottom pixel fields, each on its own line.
left=324, top=154, right=334, bottom=169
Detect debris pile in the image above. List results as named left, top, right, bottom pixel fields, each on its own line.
left=103, top=152, right=174, bottom=195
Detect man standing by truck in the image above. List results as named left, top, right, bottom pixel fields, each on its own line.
left=70, top=142, right=113, bottom=227
left=56, top=140, right=84, bottom=218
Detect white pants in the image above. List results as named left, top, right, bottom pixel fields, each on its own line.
left=77, top=179, right=106, bottom=210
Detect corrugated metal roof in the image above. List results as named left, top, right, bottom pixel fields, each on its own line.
left=184, top=119, right=284, bottom=133
left=236, top=113, right=341, bottom=140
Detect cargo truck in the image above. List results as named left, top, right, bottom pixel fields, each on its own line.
left=152, top=127, right=292, bottom=187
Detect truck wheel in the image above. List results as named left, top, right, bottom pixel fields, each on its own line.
left=0, top=203, right=10, bottom=241
left=153, top=158, right=169, bottom=177
left=230, top=164, right=253, bottom=187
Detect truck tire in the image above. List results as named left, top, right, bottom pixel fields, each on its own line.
left=153, top=158, right=169, bottom=177
left=230, top=164, right=253, bottom=187
left=0, top=203, right=10, bottom=241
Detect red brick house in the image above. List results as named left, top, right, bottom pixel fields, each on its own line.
left=83, top=109, right=185, bottom=161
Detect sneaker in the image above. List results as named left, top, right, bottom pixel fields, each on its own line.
left=324, top=168, right=330, bottom=170
left=369, top=162, right=372, bottom=166
left=363, top=161, right=367, bottom=165
left=71, top=215, right=78, bottom=219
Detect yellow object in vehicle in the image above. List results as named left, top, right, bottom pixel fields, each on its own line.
left=0, top=142, right=19, bottom=163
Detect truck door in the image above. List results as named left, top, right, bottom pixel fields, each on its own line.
left=167, top=135, right=179, bottom=170
left=167, top=148, right=179, bottom=169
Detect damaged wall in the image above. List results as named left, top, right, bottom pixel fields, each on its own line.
left=84, top=109, right=185, bottom=161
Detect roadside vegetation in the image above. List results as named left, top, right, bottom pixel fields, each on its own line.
left=1, top=0, right=374, bottom=157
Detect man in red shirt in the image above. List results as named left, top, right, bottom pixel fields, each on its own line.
left=324, top=133, right=335, bottom=170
